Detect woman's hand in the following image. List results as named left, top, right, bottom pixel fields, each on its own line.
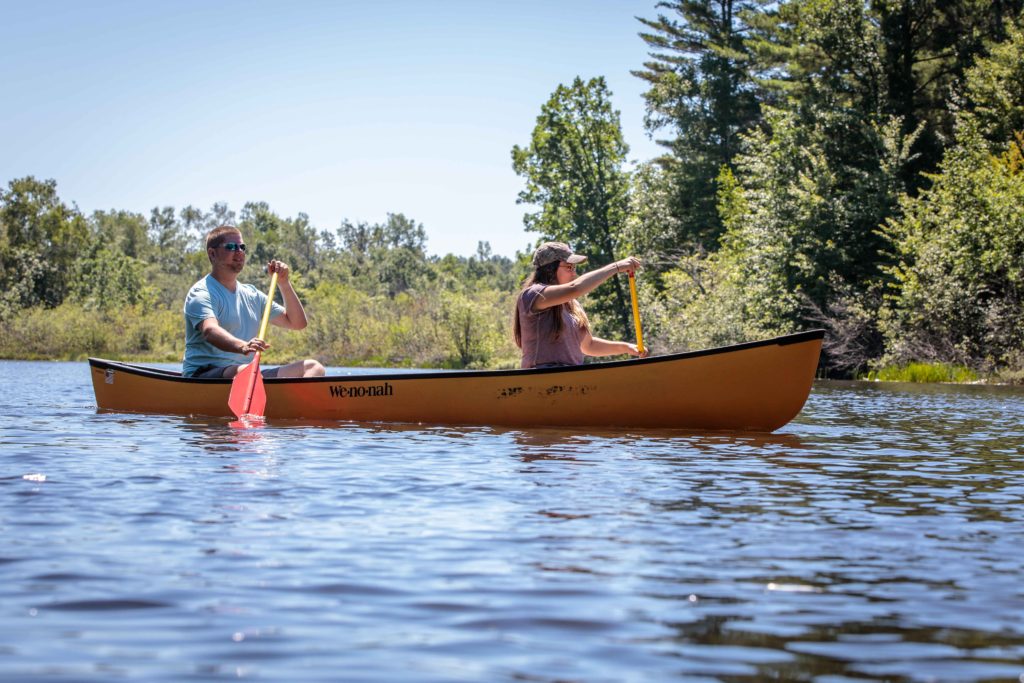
left=624, top=342, right=649, bottom=358
left=612, top=256, right=641, bottom=275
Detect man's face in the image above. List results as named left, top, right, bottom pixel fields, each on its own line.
left=210, top=231, right=246, bottom=274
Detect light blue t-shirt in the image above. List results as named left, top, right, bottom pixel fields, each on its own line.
left=182, top=275, right=285, bottom=377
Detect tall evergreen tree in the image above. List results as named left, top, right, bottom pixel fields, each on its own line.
left=633, top=0, right=768, bottom=251
left=872, top=0, right=1022, bottom=180
left=750, top=0, right=1024, bottom=188
left=879, top=16, right=1024, bottom=370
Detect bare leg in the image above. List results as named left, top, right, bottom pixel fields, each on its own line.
left=272, top=359, right=326, bottom=378
left=219, top=364, right=246, bottom=379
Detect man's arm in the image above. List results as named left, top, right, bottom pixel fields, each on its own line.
left=266, top=260, right=309, bottom=331
left=199, top=318, right=268, bottom=355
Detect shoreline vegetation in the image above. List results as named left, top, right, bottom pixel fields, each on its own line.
left=3, top=4, right=1023, bottom=386
left=2, top=302, right=1021, bottom=386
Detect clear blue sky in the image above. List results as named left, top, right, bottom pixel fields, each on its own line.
left=1, top=0, right=664, bottom=258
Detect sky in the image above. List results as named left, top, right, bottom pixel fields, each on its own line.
left=1, top=0, right=665, bottom=258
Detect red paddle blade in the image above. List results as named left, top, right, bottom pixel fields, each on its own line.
left=247, top=372, right=267, bottom=416
left=228, top=358, right=267, bottom=418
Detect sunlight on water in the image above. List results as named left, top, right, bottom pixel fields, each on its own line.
left=0, top=363, right=1022, bottom=681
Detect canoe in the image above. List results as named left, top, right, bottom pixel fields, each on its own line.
left=88, top=329, right=823, bottom=431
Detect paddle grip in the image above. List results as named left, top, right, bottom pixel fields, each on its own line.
left=257, top=272, right=279, bottom=342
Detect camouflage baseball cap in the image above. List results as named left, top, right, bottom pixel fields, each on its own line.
left=531, top=242, right=588, bottom=268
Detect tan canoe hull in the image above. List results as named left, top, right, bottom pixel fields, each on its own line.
left=89, top=330, right=823, bottom=431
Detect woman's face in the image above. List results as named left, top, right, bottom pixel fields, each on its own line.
left=556, top=260, right=577, bottom=285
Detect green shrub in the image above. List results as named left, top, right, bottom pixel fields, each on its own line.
left=864, top=362, right=978, bottom=383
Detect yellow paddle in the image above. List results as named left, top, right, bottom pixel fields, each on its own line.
left=628, top=270, right=645, bottom=356
left=228, top=272, right=278, bottom=418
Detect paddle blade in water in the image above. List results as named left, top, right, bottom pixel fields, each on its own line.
left=228, top=414, right=267, bottom=430
left=228, top=357, right=266, bottom=418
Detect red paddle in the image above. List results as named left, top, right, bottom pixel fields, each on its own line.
left=228, top=272, right=278, bottom=419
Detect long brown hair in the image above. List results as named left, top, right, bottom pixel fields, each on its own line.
left=513, top=261, right=590, bottom=348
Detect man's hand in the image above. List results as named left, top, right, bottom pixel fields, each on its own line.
left=267, top=260, right=290, bottom=283
left=240, top=337, right=270, bottom=355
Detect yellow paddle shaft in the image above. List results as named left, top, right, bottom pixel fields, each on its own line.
left=257, top=272, right=279, bottom=342
left=628, top=271, right=644, bottom=356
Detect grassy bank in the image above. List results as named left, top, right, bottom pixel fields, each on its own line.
left=0, top=305, right=183, bottom=363
left=861, top=362, right=1024, bottom=386
left=0, top=301, right=521, bottom=369
left=5, top=305, right=1021, bottom=384
left=864, top=362, right=979, bottom=383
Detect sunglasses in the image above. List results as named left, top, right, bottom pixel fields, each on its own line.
left=219, top=242, right=247, bottom=252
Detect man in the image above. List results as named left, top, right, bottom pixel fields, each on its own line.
left=182, top=225, right=325, bottom=378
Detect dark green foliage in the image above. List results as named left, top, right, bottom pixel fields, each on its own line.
left=878, top=18, right=1024, bottom=372
left=633, top=0, right=769, bottom=250
left=879, top=131, right=1024, bottom=370
left=749, top=0, right=1023, bottom=187
left=958, top=18, right=1024, bottom=146
left=872, top=0, right=1023, bottom=177
left=632, top=0, right=1024, bottom=378
left=0, top=177, right=91, bottom=316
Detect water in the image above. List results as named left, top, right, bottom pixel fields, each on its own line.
left=1, top=360, right=1023, bottom=682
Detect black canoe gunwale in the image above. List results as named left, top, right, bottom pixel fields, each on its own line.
left=89, top=329, right=824, bottom=386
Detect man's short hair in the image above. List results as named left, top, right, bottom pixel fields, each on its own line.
left=206, top=225, right=242, bottom=251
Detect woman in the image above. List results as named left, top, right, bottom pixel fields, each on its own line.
left=514, top=241, right=645, bottom=369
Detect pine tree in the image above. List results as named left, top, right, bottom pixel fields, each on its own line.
left=633, top=0, right=768, bottom=251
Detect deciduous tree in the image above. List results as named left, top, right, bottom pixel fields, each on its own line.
left=511, top=76, right=632, bottom=336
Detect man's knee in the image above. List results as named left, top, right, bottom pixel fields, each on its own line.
left=304, top=359, right=326, bottom=377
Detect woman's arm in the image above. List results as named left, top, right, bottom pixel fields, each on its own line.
left=533, top=256, right=641, bottom=311
left=579, top=328, right=643, bottom=358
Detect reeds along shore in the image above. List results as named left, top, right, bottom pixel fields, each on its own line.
left=0, top=298, right=522, bottom=370
left=4, top=301, right=1022, bottom=386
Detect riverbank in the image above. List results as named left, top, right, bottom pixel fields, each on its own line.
left=5, top=304, right=1021, bottom=383
left=0, top=302, right=521, bottom=370
left=860, top=361, right=1024, bottom=386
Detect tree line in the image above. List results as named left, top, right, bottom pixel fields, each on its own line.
left=2, top=0, right=1022, bottom=381
left=513, top=0, right=1023, bottom=382
left=0, top=184, right=524, bottom=368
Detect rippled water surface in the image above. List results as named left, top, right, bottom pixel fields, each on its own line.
left=1, top=360, right=1023, bottom=682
